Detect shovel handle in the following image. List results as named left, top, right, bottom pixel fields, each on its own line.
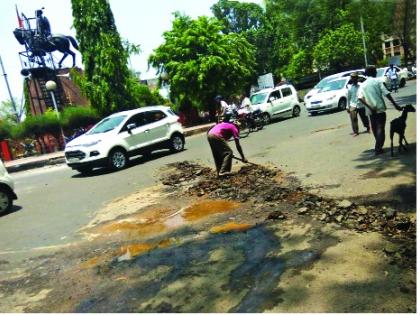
left=232, top=155, right=259, bottom=166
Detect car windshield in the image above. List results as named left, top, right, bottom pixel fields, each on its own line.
left=376, top=69, right=385, bottom=77
left=314, top=76, right=336, bottom=89
left=320, top=79, right=347, bottom=92
left=251, top=92, right=268, bottom=105
left=88, top=115, right=127, bottom=134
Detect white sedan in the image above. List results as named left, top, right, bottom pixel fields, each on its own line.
left=305, top=76, right=365, bottom=115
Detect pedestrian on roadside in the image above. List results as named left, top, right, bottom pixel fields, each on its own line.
left=214, top=95, right=230, bottom=122
left=346, top=72, right=370, bottom=136
left=207, top=121, right=247, bottom=178
left=358, top=65, right=402, bottom=155
left=385, top=64, right=399, bottom=93
left=240, top=93, right=252, bottom=113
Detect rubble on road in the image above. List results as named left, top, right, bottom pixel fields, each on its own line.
left=161, top=161, right=416, bottom=268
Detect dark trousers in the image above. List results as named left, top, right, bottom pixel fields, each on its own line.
left=369, top=112, right=386, bottom=152
left=349, top=107, right=370, bottom=134
left=207, top=134, right=233, bottom=174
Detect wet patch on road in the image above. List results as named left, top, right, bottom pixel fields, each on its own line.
left=0, top=161, right=415, bottom=312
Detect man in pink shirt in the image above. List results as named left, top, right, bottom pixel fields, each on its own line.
left=207, top=122, right=247, bottom=177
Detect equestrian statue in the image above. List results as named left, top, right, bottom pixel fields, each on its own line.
left=13, top=8, right=79, bottom=68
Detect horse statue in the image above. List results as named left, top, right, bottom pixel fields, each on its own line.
left=13, top=9, right=79, bottom=68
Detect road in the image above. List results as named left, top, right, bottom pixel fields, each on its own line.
left=0, top=80, right=416, bottom=259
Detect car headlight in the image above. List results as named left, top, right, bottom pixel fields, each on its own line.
left=82, top=140, right=102, bottom=147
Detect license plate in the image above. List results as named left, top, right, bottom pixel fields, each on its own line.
left=68, top=158, right=80, bottom=163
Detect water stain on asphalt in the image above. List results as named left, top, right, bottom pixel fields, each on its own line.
left=210, top=222, right=252, bottom=234
left=182, top=200, right=240, bottom=221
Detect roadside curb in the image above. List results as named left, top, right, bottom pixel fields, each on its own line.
left=6, top=124, right=215, bottom=174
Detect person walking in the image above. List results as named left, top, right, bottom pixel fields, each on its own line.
left=358, top=65, right=402, bottom=155
left=385, top=64, right=399, bottom=93
left=346, top=72, right=370, bottom=136
left=207, top=121, right=247, bottom=177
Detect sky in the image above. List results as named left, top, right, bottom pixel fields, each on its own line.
left=0, top=0, right=262, bottom=106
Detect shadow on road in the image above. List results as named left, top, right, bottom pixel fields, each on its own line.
left=71, top=149, right=186, bottom=178
left=352, top=142, right=416, bottom=211
left=0, top=205, right=23, bottom=217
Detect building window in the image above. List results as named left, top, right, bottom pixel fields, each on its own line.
left=393, top=39, right=400, bottom=46
left=394, top=51, right=401, bottom=56
left=384, top=41, right=391, bottom=48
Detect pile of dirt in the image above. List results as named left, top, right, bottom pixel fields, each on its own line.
left=161, top=161, right=416, bottom=268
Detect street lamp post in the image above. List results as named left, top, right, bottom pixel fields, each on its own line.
left=45, top=80, right=66, bottom=148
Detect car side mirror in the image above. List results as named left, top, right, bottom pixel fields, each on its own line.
left=127, top=123, right=136, bottom=133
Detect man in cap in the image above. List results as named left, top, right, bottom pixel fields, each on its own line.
left=358, top=65, right=402, bottom=155
left=346, top=72, right=370, bottom=136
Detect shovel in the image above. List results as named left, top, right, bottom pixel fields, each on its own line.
left=232, top=155, right=259, bottom=166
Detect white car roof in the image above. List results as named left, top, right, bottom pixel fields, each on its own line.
left=108, top=105, right=169, bottom=117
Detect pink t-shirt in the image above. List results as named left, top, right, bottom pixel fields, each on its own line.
left=209, top=122, right=239, bottom=140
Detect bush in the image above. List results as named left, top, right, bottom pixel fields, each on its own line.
left=21, top=109, right=60, bottom=138
left=0, top=120, right=13, bottom=141
left=60, top=106, right=100, bottom=132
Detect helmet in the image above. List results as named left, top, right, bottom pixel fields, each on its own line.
left=214, top=95, right=223, bottom=101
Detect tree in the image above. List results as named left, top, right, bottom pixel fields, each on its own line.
left=313, top=24, right=365, bottom=72
left=149, top=14, right=256, bottom=117
left=211, top=0, right=270, bottom=76
left=0, top=98, right=24, bottom=123
left=71, top=0, right=160, bottom=115
left=393, top=0, right=416, bottom=65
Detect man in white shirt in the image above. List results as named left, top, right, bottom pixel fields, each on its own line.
left=358, top=65, right=402, bottom=155
left=346, top=72, right=370, bottom=136
left=215, top=95, right=230, bottom=122
left=385, top=64, right=399, bottom=93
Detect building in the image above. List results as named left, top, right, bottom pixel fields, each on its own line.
left=381, top=34, right=404, bottom=62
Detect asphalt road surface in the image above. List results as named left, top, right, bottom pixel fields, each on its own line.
left=0, top=80, right=416, bottom=260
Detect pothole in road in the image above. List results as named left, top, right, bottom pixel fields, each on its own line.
left=1, top=161, right=416, bottom=313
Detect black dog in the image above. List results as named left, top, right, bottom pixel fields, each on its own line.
left=390, top=104, right=415, bottom=156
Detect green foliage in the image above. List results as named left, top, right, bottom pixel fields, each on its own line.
left=313, top=24, right=365, bottom=72
left=0, top=120, right=13, bottom=141
left=20, top=110, right=60, bottom=138
left=149, top=15, right=256, bottom=112
left=71, top=0, right=160, bottom=116
left=283, top=50, right=313, bottom=80
left=23, top=79, right=32, bottom=118
left=0, top=98, right=24, bottom=123
left=60, top=106, right=100, bottom=132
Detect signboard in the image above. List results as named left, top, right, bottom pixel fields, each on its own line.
left=257, top=73, right=274, bottom=89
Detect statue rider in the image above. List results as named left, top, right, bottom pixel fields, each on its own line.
left=35, top=9, right=53, bottom=47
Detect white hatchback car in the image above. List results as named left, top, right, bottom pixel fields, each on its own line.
left=64, top=106, right=185, bottom=174
left=0, top=160, right=17, bottom=214
left=250, top=84, right=301, bottom=124
left=305, top=75, right=366, bottom=115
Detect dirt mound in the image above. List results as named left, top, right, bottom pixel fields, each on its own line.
left=161, top=161, right=416, bottom=268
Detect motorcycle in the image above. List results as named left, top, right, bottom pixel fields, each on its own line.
left=21, top=140, right=37, bottom=157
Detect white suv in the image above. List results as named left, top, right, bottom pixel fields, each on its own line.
left=64, top=106, right=185, bottom=174
left=250, top=84, right=301, bottom=124
left=0, top=160, right=17, bottom=214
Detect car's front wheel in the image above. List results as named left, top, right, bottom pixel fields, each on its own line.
left=0, top=188, right=12, bottom=215
left=169, top=134, right=184, bottom=152
left=108, top=148, right=128, bottom=171
left=338, top=98, right=347, bottom=110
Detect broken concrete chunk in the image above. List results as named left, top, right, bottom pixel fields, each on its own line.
left=297, top=207, right=308, bottom=214
left=337, top=200, right=353, bottom=209
left=357, top=206, right=368, bottom=215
